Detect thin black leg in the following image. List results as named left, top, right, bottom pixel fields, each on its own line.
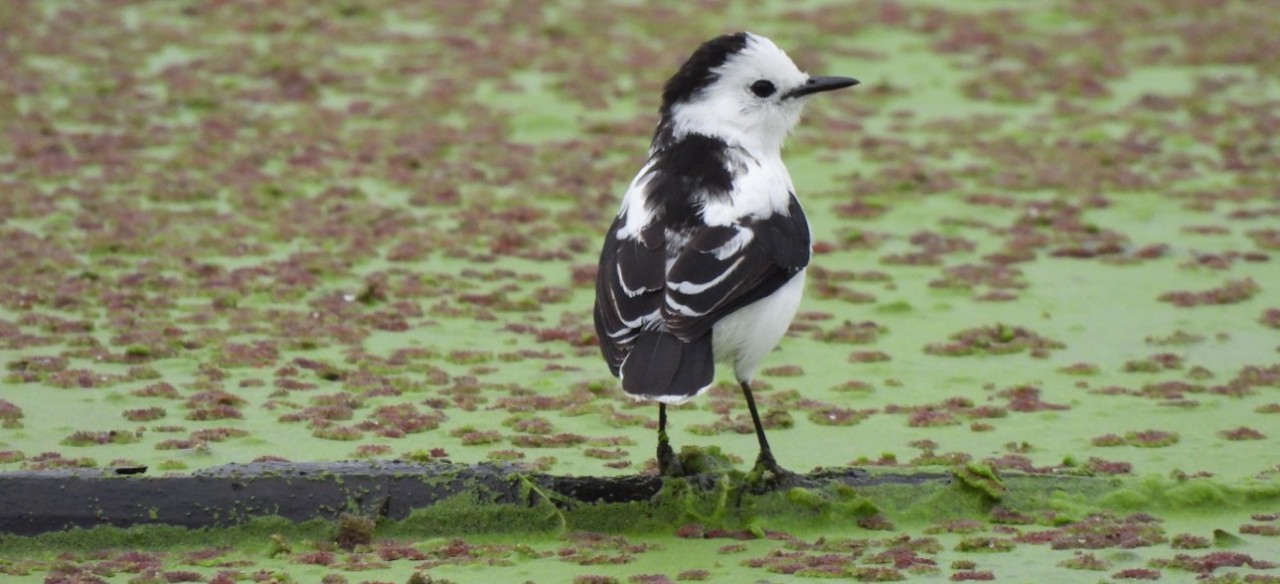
left=656, top=403, right=681, bottom=476
left=740, top=379, right=789, bottom=477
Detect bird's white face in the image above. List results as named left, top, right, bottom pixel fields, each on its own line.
left=666, top=34, right=811, bottom=155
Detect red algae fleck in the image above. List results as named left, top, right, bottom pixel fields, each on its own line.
left=1158, top=278, right=1260, bottom=307
left=1058, top=552, right=1111, bottom=570
left=1219, top=427, right=1266, bottom=441
left=925, top=324, right=1065, bottom=357
left=1238, top=524, right=1280, bottom=536
left=1112, top=568, right=1161, bottom=580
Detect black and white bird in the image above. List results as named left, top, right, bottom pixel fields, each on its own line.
left=593, top=32, right=858, bottom=478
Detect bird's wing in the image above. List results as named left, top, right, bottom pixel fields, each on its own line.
left=663, top=195, right=810, bottom=341
left=593, top=217, right=665, bottom=377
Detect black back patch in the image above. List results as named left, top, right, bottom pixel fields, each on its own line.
left=642, top=134, right=735, bottom=229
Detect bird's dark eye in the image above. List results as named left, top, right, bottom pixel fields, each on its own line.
left=749, top=80, right=776, bottom=98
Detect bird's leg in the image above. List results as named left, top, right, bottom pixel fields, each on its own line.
left=656, top=403, right=683, bottom=476
left=740, top=379, right=793, bottom=481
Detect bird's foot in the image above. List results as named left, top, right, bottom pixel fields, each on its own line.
left=749, top=452, right=803, bottom=489
left=656, top=440, right=684, bottom=477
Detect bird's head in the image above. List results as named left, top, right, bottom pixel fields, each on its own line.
left=655, top=32, right=858, bottom=155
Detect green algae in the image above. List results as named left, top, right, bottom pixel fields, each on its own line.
left=953, top=462, right=1006, bottom=501
left=1101, top=473, right=1280, bottom=514
left=0, top=516, right=322, bottom=557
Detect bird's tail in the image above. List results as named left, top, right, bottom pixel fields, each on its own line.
left=620, top=331, right=714, bottom=403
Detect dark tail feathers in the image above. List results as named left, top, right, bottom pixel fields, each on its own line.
left=620, top=331, right=714, bottom=400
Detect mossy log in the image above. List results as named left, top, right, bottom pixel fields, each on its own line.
left=0, top=460, right=1120, bottom=537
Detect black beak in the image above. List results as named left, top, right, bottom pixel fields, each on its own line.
left=783, top=76, right=860, bottom=99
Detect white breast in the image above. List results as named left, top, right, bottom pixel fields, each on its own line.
left=711, top=269, right=806, bottom=382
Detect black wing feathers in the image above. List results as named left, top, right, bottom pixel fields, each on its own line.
left=595, top=215, right=717, bottom=398
left=593, top=218, right=664, bottom=376
left=757, top=196, right=811, bottom=269
left=664, top=196, right=809, bottom=341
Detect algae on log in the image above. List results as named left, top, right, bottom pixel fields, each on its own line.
left=0, top=460, right=1108, bottom=537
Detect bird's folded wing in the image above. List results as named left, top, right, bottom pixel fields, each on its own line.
left=593, top=221, right=665, bottom=376
left=663, top=203, right=810, bottom=341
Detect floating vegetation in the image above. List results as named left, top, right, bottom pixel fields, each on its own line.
left=924, top=324, right=1065, bottom=357
left=1158, top=278, right=1262, bottom=307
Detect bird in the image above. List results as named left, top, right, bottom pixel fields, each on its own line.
left=593, top=32, right=858, bottom=479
